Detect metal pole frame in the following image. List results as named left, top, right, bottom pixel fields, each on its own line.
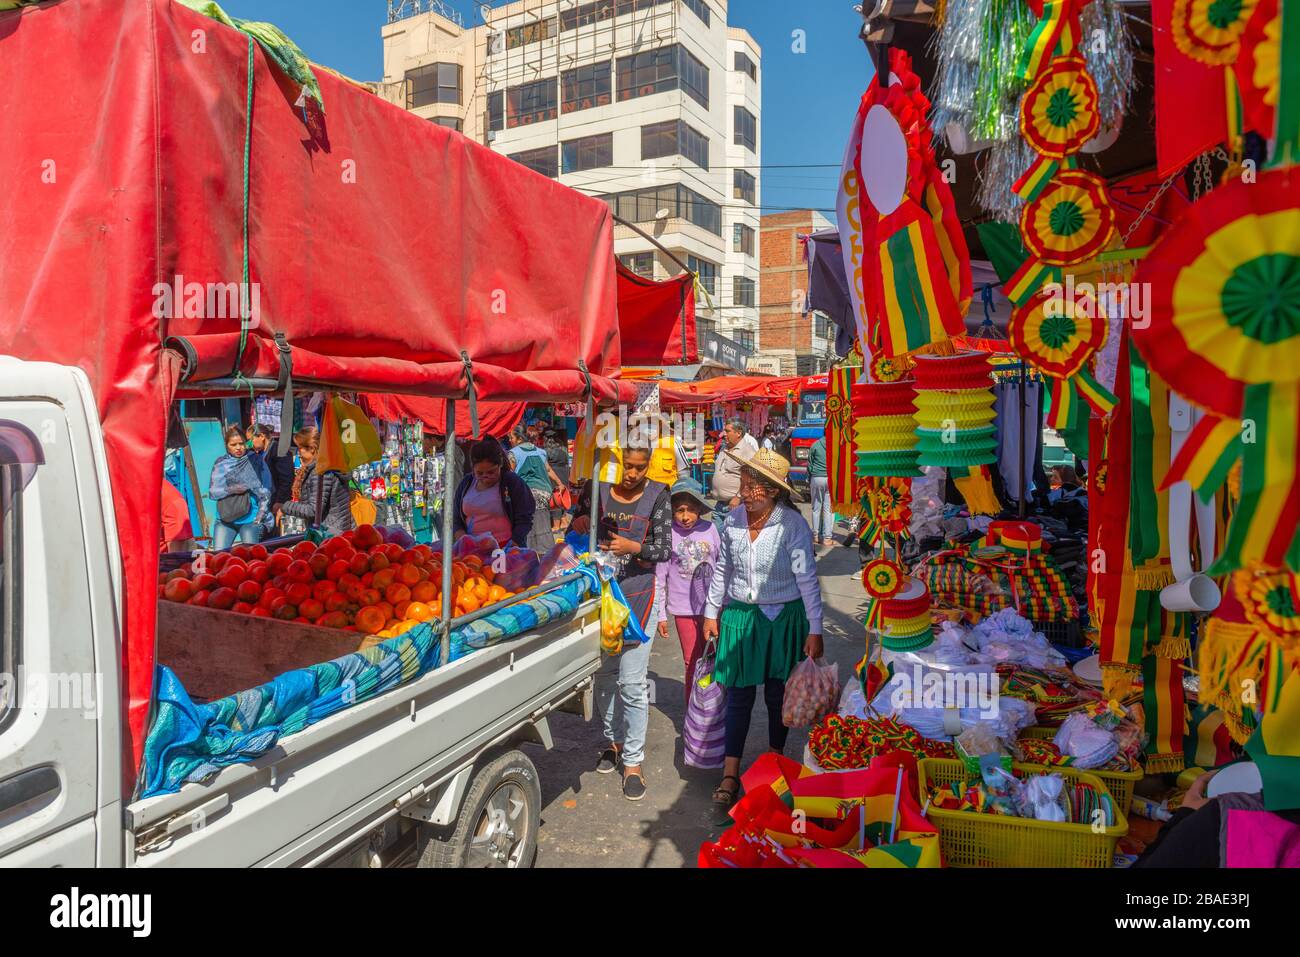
left=439, top=401, right=457, bottom=667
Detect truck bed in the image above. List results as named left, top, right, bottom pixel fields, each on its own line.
left=125, top=600, right=600, bottom=866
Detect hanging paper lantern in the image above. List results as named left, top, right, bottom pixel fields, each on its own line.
left=1020, top=54, right=1101, bottom=159
left=852, top=379, right=921, bottom=478
left=1020, top=169, right=1116, bottom=267
left=911, top=353, right=999, bottom=468
left=874, top=578, right=935, bottom=652
left=1172, top=0, right=1261, bottom=66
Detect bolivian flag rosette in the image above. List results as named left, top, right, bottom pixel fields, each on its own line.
left=864, top=558, right=905, bottom=600
left=1020, top=54, right=1101, bottom=159
left=1172, top=0, right=1260, bottom=65
left=1020, top=169, right=1116, bottom=267
left=1010, top=285, right=1106, bottom=378
left=1133, top=169, right=1300, bottom=417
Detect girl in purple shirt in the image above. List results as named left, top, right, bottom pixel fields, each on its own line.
left=654, top=479, right=722, bottom=705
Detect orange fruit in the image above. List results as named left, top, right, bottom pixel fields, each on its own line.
left=430, top=599, right=443, bottom=618
left=458, top=593, right=481, bottom=613
left=488, top=584, right=507, bottom=603
left=406, top=601, right=433, bottom=622
left=385, top=582, right=412, bottom=605
left=355, top=606, right=386, bottom=635
left=472, top=578, right=490, bottom=602
left=411, top=581, right=438, bottom=603
left=386, top=617, right=402, bottom=630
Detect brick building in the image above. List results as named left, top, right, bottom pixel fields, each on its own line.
left=758, top=209, right=835, bottom=376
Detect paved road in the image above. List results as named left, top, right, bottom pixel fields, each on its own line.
left=527, top=514, right=866, bottom=867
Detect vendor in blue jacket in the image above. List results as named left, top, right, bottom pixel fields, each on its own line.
left=452, top=439, right=535, bottom=547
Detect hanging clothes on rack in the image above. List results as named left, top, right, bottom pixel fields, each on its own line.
left=994, top=379, right=1043, bottom=506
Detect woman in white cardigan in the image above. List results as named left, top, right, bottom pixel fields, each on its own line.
left=702, top=449, right=824, bottom=812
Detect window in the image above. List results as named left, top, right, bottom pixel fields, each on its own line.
left=679, top=46, right=709, bottom=108
left=430, top=116, right=463, bottom=132
left=734, top=105, right=757, bottom=151
left=562, top=61, right=612, bottom=113
left=733, top=169, right=756, bottom=205
left=682, top=0, right=711, bottom=25
left=506, top=17, right=555, bottom=48
left=640, top=120, right=709, bottom=169
left=561, top=0, right=671, bottom=30
left=814, top=314, right=829, bottom=339
left=733, top=275, right=756, bottom=307
left=488, top=90, right=504, bottom=132
left=688, top=255, right=717, bottom=295
left=507, top=77, right=558, bottom=127
left=620, top=252, right=655, bottom=277
left=0, top=462, right=18, bottom=729
left=734, top=223, right=755, bottom=256
left=406, top=62, right=462, bottom=108
left=736, top=328, right=755, bottom=350
left=734, top=50, right=757, bottom=81
left=597, top=184, right=722, bottom=234
left=562, top=133, right=613, bottom=173
left=510, top=146, right=558, bottom=178
left=617, top=44, right=708, bottom=108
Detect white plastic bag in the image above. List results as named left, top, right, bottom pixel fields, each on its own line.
left=781, top=656, right=840, bottom=729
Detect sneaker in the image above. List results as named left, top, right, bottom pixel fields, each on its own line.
left=595, top=745, right=621, bottom=774
left=622, top=771, right=647, bottom=801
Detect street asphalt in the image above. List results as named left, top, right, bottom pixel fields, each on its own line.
left=527, top=510, right=866, bottom=868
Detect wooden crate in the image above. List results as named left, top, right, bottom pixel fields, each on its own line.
left=156, top=601, right=370, bottom=701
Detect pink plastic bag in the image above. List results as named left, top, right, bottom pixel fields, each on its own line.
left=782, top=656, right=840, bottom=729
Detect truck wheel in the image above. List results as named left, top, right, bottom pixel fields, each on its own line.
left=417, top=749, right=541, bottom=868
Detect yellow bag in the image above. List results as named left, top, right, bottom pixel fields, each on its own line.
left=350, top=491, right=378, bottom=527
left=645, top=437, right=679, bottom=485
left=599, top=580, right=628, bottom=655
left=572, top=418, right=623, bottom=484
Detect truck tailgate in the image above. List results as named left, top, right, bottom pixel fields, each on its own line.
left=126, top=601, right=599, bottom=867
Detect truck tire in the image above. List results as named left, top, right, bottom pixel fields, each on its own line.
left=416, top=749, right=541, bottom=868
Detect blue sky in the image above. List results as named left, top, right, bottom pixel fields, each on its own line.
left=216, top=0, right=875, bottom=214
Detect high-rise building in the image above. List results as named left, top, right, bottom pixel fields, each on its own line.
left=758, top=209, right=835, bottom=376
left=380, top=0, right=762, bottom=369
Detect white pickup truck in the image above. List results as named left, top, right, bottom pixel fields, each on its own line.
left=0, top=357, right=600, bottom=868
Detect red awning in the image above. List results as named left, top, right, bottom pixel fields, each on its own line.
left=659, top=375, right=805, bottom=405
left=359, top=394, right=527, bottom=440
left=0, top=0, right=630, bottom=792
left=616, top=261, right=697, bottom=366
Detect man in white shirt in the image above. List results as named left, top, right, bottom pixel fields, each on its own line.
left=709, top=418, right=759, bottom=519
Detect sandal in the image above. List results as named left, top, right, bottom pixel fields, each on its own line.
left=622, top=770, right=647, bottom=802
left=712, top=775, right=741, bottom=808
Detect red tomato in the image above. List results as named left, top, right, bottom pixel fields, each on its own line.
left=165, top=567, right=191, bottom=582
left=326, top=559, right=349, bottom=581
left=307, top=553, right=331, bottom=580
left=233, top=601, right=254, bottom=615
left=273, top=603, right=299, bottom=621
left=333, top=546, right=357, bottom=565
left=258, top=587, right=285, bottom=610
left=312, top=579, right=338, bottom=602
left=188, top=591, right=210, bottom=607
left=267, top=551, right=293, bottom=575
left=236, top=580, right=262, bottom=604
left=207, top=587, right=237, bottom=611
left=245, top=560, right=271, bottom=584
left=400, top=549, right=423, bottom=567
left=347, top=553, right=370, bottom=577
left=369, top=553, right=390, bottom=572
left=361, top=571, right=375, bottom=587
left=231, top=545, right=252, bottom=562
left=353, top=525, right=382, bottom=550
left=216, top=566, right=247, bottom=590
left=248, top=544, right=269, bottom=561
left=317, top=611, right=351, bottom=629
left=208, top=551, right=230, bottom=572
left=383, top=543, right=405, bottom=563
left=337, top=572, right=362, bottom=590
left=250, top=606, right=272, bottom=618
left=163, top=578, right=194, bottom=603
left=269, top=575, right=289, bottom=592
left=324, top=592, right=351, bottom=613
left=291, top=540, right=316, bottom=560
left=414, top=545, right=434, bottom=563
left=299, top=599, right=325, bottom=620
left=292, top=616, right=312, bottom=624
left=192, top=573, right=219, bottom=592
left=343, top=582, right=366, bottom=602
left=285, top=582, right=312, bottom=606
left=287, top=560, right=314, bottom=584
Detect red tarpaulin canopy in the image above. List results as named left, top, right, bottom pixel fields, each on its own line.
left=359, top=394, right=527, bottom=440
left=0, top=0, right=634, bottom=793
left=659, top=375, right=805, bottom=406
left=615, top=261, right=697, bottom=366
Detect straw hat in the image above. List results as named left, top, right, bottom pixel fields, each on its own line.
left=727, top=447, right=801, bottom=500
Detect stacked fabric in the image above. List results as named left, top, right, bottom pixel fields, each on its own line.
left=808, top=713, right=956, bottom=770
left=852, top=379, right=922, bottom=478
left=911, top=353, right=998, bottom=469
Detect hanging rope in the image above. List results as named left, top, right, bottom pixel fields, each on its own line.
left=230, top=36, right=256, bottom=399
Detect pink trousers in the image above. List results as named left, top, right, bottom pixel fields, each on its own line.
left=673, top=614, right=707, bottom=705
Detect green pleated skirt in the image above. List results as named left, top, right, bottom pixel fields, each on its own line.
left=714, top=599, right=808, bottom=688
